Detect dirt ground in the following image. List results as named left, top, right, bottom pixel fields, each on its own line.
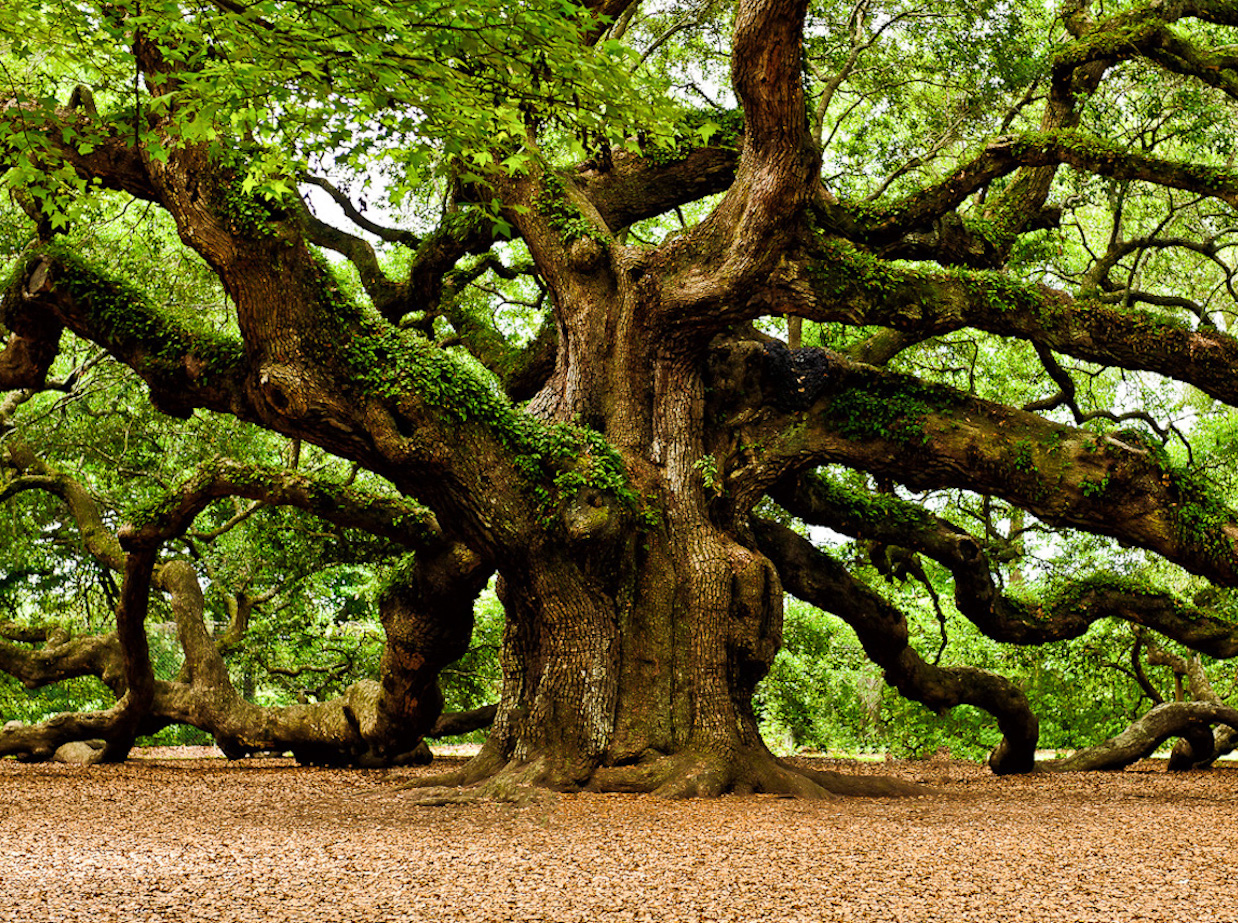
left=2, top=749, right=1237, bottom=923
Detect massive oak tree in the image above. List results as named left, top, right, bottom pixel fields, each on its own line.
left=6, top=0, right=1238, bottom=795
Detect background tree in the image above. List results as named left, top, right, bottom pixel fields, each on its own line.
left=6, top=0, right=1238, bottom=796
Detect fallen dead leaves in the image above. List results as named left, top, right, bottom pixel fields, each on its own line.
left=1, top=753, right=1237, bottom=922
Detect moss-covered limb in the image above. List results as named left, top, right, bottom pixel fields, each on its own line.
left=1052, top=0, right=1238, bottom=98
left=842, top=329, right=929, bottom=366
left=438, top=296, right=558, bottom=403
left=838, top=130, right=1238, bottom=252
left=971, top=0, right=1238, bottom=254
left=1009, top=131, right=1238, bottom=208
left=124, top=457, right=446, bottom=552
left=834, top=144, right=1024, bottom=249
left=0, top=622, right=51, bottom=644
left=771, top=472, right=1238, bottom=657
left=752, top=516, right=1038, bottom=774
left=575, top=143, right=741, bottom=233
left=433, top=258, right=557, bottom=398
left=873, top=212, right=1059, bottom=272
left=715, top=348, right=1238, bottom=586
left=801, top=238, right=1238, bottom=407
left=14, top=250, right=250, bottom=419
left=1144, top=29, right=1238, bottom=98
left=1041, top=701, right=1238, bottom=772
left=431, top=253, right=559, bottom=401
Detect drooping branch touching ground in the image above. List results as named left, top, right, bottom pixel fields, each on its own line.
left=752, top=517, right=1039, bottom=775
left=144, top=556, right=488, bottom=767
left=762, top=470, right=1238, bottom=774
left=1042, top=702, right=1238, bottom=772
left=1142, top=643, right=1238, bottom=770
left=0, top=438, right=494, bottom=766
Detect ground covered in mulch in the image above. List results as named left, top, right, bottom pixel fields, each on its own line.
left=3, top=749, right=1237, bottom=923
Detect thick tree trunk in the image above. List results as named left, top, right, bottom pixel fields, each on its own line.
left=409, top=339, right=923, bottom=798
left=411, top=524, right=926, bottom=798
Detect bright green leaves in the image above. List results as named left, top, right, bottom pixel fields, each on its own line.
left=40, top=241, right=245, bottom=384
left=162, top=0, right=667, bottom=190
left=0, top=0, right=678, bottom=230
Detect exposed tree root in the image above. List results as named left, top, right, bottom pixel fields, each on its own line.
left=398, top=745, right=932, bottom=801
left=786, top=762, right=936, bottom=797
left=588, top=750, right=831, bottom=799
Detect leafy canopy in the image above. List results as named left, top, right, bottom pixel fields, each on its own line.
left=0, top=0, right=678, bottom=215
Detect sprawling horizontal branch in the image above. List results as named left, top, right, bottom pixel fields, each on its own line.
left=0, top=630, right=124, bottom=692
left=772, top=472, right=1238, bottom=658
left=576, top=145, right=741, bottom=232
left=7, top=245, right=561, bottom=555
left=795, top=239, right=1238, bottom=407
left=1054, top=0, right=1238, bottom=98
left=838, top=132, right=1238, bottom=248
left=123, top=458, right=446, bottom=553
left=753, top=517, right=1038, bottom=774
left=8, top=252, right=251, bottom=419
left=0, top=706, right=133, bottom=762
left=711, top=343, right=1238, bottom=585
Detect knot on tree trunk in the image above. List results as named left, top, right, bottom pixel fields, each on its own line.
left=257, top=363, right=311, bottom=417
